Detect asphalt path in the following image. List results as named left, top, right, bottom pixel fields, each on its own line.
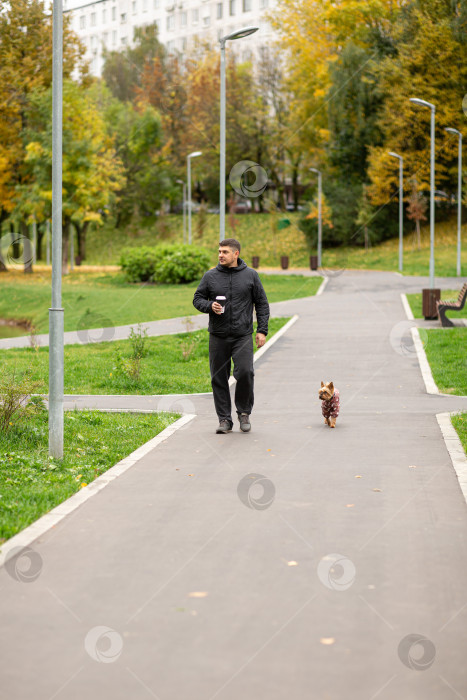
left=1, top=270, right=467, bottom=699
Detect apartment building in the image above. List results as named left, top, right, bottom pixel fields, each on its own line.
left=62, top=0, right=277, bottom=77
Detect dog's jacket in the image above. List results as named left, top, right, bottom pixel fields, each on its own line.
left=321, top=388, right=340, bottom=419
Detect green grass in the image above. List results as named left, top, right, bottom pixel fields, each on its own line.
left=423, top=328, right=467, bottom=395
left=0, top=271, right=320, bottom=335
left=406, top=289, right=467, bottom=319
left=0, top=409, right=179, bottom=543
left=452, top=414, right=467, bottom=455
left=34, top=212, right=466, bottom=275
left=0, top=318, right=290, bottom=395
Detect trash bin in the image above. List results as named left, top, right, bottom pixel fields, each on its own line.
left=252, top=256, right=259, bottom=269
left=280, top=256, right=289, bottom=270
left=310, top=256, right=318, bottom=271
left=422, top=288, right=441, bottom=320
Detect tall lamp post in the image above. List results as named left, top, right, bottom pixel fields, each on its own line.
left=219, top=26, right=258, bottom=241
left=445, top=127, right=463, bottom=276
left=309, top=168, right=322, bottom=267
left=49, top=0, right=64, bottom=458
left=410, top=97, right=436, bottom=288
left=388, top=151, right=404, bottom=273
left=176, top=179, right=186, bottom=243
left=187, top=151, right=202, bottom=245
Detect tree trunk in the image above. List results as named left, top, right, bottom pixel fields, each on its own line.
left=415, top=219, right=421, bottom=250
left=76, top=221, right=89, bottom=261
left=21, top=221, right=33, bottom=274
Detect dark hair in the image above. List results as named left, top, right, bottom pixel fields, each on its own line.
left=219, top=238, right=241, bottom=253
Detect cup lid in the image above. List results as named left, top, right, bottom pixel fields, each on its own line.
left=216, top=296, right=226, bottom=300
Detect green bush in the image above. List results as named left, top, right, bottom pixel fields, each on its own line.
left=120, top=244, right=210, bottom=284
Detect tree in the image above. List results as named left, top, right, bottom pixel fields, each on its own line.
left=20, top=81, right=125, bottom=270
left=406, top=178, right=427, bottom=250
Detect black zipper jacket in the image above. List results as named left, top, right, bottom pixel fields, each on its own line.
left=193, top=258, right=270, bottom=338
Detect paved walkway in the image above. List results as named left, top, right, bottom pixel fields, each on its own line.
left=1, top=270, right=467, bottom=699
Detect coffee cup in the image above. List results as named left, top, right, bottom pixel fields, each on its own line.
left=216, top=296, right=226, bottom=313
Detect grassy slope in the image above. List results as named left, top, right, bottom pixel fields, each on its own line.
left=452, top=414, right=467, bottom=456
left=0, top=410, right=179, bottom=543
left=54, top=213, right=467, bottom=275
left=0, top=271, right=320, bottom=334
left=423, top=328, right=467, bottom=395
left=0, top=318, right=290, bottom=395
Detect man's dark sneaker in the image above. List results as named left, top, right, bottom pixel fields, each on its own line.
left=238, top=413, right=251, bottom=433
left=216, top=420, right=232, bottom=434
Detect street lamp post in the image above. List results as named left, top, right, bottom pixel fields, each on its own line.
left=176, top=179, right=186, bottom=243
left=219, top=26, right=259, bottom=241
left=49, top=0, right=64, bottom=458
left=388, top=152, right=404, bottom=273
left=309, top=168, right=322, bottom=267
left=410, top=97, right=436, bottom=288
left=445, top=127, right=463, bottom=276
left=187, top=151, right=202, bottom=245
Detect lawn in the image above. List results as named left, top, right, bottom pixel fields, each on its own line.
left=0, top=318, right=290, bottom=395
left=406, top=289, right=467, bottom=319
left=0, top=409, right=179, bottom=543
left=452, top=414, right=467, bottom=456
left=0, top=271, right=320, bottom=335
left=423, top=328, right=467, bottom=395
left=28, top=212, right=465, bottom=275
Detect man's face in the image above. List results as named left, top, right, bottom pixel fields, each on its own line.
left=218, top=246, right=238, bottom=267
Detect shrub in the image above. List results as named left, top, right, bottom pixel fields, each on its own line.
left=120, top=244, right=210, bottom=284
left=0, top=368, right=43, bottom=432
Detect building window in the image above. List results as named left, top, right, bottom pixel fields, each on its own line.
left=203, top=13, right=210, bottom=25
left=112, top=29, right=117, bottom=44
left=192, top=8, right=199, bottom=22
left=121, top=36, right=127, bottom=45
left=181, top=10, right=187, bottom=26
left=167, top=40, right=175, bottom=53
left=79, top=15, right=85, bottom=28
left=259, top=0, right=268, bottom=7
left=111, top=6, right=116, bottom=20
left=154, top=0, right=160, bottom=8
left=143, top=0, right=148, bottom=11
left=121, top=12, right=126, bottom=22
left=229, top=0, right=235, bottom=16
left=242, top=0, right=251, bottom=10
left=102, top=8, right=107, bottom=22
left=181, top=36, right=187, bottom=51
left=103, top=32, right=108, bottom=44
left=167, top=14, right=174, bottom=30
left=132, top=1, right=137, bottom=13
left=91, top=11, right=96, bottom=25
left=217, top=2, right=223, bottom=18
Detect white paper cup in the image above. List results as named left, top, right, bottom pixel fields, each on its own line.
left=216, top=296, right=226, bottom=313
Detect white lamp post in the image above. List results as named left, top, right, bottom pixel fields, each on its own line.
left=410, top=97, right=436, bottom=288
left=445, top=127, right=463, bottom=276
left=219, top=26, right=258, bottom=241
left=309, top=168, right=322, bottom=267
left=388, top=151, right=404, bottom=272
left=187, top=151, right=202, bottom=245
left=176, top=179, right=186, bottom=243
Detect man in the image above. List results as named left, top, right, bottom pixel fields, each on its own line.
left=193, top=238, right=270, bottom=434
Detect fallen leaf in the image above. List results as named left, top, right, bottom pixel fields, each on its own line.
left=346, top=504, right=355, bottom=508
left=267, top=448, right=271, bottom=452
left=189, top=592, right=208, bottom=598
left=188, top=474, right=194, bottom=477
left=320, top=637, right=335, bottom=645
left=355, top=475, right=362, bottom=479
left=409, top=465, right=419, bottom=469
left=287, top=561, right=298, bottom=566
left=372, top=488, right=382, bottom=492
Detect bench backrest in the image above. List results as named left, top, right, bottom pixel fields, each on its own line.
left=458, top=283, right=467, bottom=304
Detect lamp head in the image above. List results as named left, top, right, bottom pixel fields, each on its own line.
left=221, top=26, right=259, bottom=43
left=410, top=97, right=435, bottom=110
left=188, top=151, right=202, bottom=159
left=388, top=151, right=402, bottom=159
left=445, top=127, right=461, bottom=137
left=309, top=167, right=320, bottom=174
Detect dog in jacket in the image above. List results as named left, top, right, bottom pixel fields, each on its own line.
left=319, top=381, right=340, bottom=428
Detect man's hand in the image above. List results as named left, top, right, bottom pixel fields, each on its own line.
left=255, top=333, right=266, bottom=348
left=212, top=301, right=223, bottom=315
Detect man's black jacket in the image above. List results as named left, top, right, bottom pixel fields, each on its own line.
left=193, top=258, right=270, bottom=338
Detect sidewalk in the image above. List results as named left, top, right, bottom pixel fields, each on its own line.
left=1, top=270, right=467, bottom=700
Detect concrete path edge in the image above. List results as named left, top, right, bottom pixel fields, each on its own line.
left=437, top=412, right=467, bottom=507
left=0, top=414, right=195, bottom=567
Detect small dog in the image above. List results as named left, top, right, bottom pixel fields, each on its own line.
left=319, top=381, right=340, bottom=428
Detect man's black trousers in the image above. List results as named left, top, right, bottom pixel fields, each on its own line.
left=209, top=333, right=254, bottom=425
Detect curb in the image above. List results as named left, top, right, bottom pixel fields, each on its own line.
left=410, top=327, right=440, bottom=395
left=437, top=412, right=467, bottom=507
left=0, top=414, right=195, bottom=567
left=316, top=276, right=328, bottom=296
left=400, top=293, right=414, bottom=320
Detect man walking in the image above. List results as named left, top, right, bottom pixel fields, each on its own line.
left=193, top=238, right=270, bottom=434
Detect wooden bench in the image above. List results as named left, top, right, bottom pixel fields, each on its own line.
left=437, top=283, right=467, bottom=327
